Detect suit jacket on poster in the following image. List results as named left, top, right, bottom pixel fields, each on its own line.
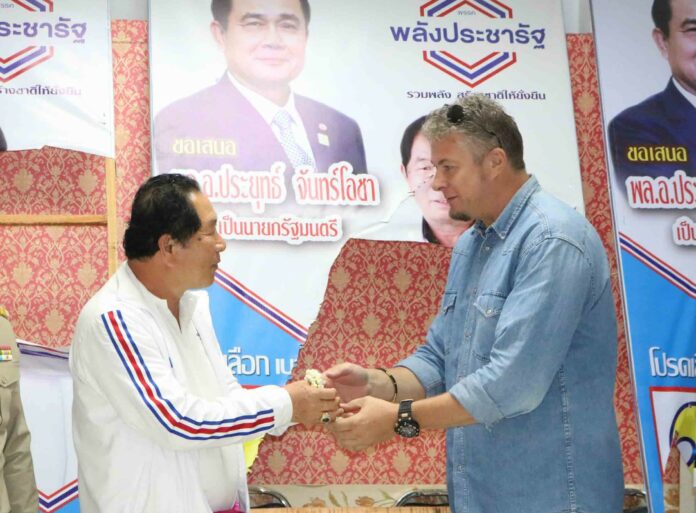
left=0, top=127, right=7, bottom=152
left=609, top=80, right=696, bottom=183
left=154, top=77, right=367, bottom=179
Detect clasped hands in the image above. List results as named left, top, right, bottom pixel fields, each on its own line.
left=285, top=363, right=398, bottom=451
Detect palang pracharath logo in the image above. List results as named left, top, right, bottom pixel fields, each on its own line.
left=419, top=0, right=516, bottom=88
left=0, top=0, right=55, bottom=83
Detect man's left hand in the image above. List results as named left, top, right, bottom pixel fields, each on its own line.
left=326, top=396, right=399, bottom=451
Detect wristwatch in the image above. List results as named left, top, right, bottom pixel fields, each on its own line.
left=394, top=399, right=420, bottom=438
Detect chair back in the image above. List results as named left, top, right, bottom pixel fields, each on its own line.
left=248, top=486, right=291, bottom=509
left=623, top=487, right=647, bottom=513
left=394, top=489, right=449, bottom=507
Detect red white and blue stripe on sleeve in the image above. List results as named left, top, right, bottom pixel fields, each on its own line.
left=100, top=310, right=275, bottom=440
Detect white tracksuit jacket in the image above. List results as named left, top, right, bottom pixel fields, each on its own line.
left=69, top=264, right=292, bottom=513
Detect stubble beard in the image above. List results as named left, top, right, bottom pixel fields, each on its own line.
left=449, top=210, right=472, bottom=222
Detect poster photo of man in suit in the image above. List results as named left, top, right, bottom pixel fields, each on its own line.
left=149, top=0, right=588, bottom=395
left=608, top=0, right=696, bottom=182
left=153, top=0, right=367, bottom=181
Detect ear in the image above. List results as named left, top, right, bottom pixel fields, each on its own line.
left=484, top=147, right=507, bottom=179
left=211, top=20, right=226, bottom=50
left=652, top=27, right=669, bottom=60
left=400, top=163, right=408, bottom=180
left=157, top=233, right=177, bottom=258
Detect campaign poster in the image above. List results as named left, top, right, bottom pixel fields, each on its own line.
left=593, top=0, right=696, bottom=510
left=0, top=0, right=114, bottom=157
left=149, top=0, right=583, bottom=387
left=19, top=342, right=79, bottom=513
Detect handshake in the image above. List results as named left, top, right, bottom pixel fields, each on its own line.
left=283, top=363, right=403, bottom=451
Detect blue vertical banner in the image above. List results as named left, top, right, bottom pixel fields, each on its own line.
left=592, top=1, right=696, bottom=511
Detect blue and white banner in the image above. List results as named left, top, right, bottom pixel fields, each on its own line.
left=18, top=341, right=79, bottom=513
left=593, top=0, right=696, bottom=510
left=149, top=0, right=581, bottom=387
left=0, top=0, right=114, bottom=157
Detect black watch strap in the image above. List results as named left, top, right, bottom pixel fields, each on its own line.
left=398, top=399, right=414, bottom=418
left=394, top=399, right=420, bottom=438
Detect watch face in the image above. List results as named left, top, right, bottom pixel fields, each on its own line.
left=396, top=419, right=420, bottom=438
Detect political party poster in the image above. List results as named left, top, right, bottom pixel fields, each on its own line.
left=19, top=342, right=79, bottom=513
left=593, top=0, right=696, bottom=510
left=0, top=0, right=114, bottom=157
left=149, top=0, right=583, bottom=387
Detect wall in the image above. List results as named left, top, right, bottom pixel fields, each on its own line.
left=0, top=21, right=643, bottom=504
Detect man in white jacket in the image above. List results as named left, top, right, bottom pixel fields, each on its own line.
left=70, top=174, right=338, bottom=513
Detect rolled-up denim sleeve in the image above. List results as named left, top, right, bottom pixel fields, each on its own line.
left=450, top=236, right=593, bottom=427
left=397, top=300, right=449, bottom=397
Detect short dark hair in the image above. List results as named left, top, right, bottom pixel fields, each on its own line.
left=211, top=0, right=311, bottom=29
left=123, top=174, right=202, bottom=260
left=400, top=116, right=427, bottom=167
left=652, top=0, right=672, bottom=37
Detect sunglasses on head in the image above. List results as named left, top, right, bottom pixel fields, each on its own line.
left=445, top=104, right=501, bottom=148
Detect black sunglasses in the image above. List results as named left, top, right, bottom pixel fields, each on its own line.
left=446, top=104, right=502, bottom=148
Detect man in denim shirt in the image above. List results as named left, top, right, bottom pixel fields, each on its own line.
left=326, top=95, right=624, bottom=513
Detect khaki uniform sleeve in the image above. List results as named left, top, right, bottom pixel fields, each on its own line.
left=0, top=315, right=38, bottom=513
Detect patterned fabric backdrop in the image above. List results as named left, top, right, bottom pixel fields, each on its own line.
left=0, top=23, right=642, bottom=487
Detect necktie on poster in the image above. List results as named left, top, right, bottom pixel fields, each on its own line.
left=272, top=109, right=315, bottom=170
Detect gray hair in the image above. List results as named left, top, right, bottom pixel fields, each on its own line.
left=422, top=94, right=525, bottom=170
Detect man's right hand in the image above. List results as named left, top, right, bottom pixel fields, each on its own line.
left=284, top=381, right=340, bottom=426
left=323, top=362, right=370, bottom=403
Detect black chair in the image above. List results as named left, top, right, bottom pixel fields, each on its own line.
left=394, top=489, right=449, bottom=507
left=248, top=486, right=291, bottom=509
left=394, top=488, right=646, bottom=511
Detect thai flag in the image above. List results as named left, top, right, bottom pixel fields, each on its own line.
left=0, top=46, right=54, bottom=83
left=38, top=480, right=79, bottom=513
left=11, top=0, right=54, bottom=12
left=420, top=0, right=512, bottom=19
left=422, top=50, right=517, bottom=88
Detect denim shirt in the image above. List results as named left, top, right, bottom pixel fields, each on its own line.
left=399, top=177, right=623, bottom=513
